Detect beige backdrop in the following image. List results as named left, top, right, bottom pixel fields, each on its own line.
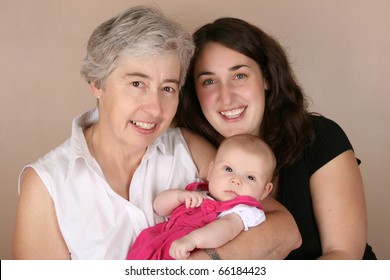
left=1, top=0, right=389, bottom=259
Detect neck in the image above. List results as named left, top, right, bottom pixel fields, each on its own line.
left=87, top=124, right=146, bottom=200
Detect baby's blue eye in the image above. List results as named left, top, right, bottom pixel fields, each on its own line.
left=224, top=166, right=233, bottom=172
left=246, top=175, right=255, bottom=181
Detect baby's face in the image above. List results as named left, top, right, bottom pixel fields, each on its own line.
left=207, top=145, right=272, bottom=202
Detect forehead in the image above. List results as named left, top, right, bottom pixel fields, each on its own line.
left=217, top=138, right=274, bottom=168
left=109, top=53, right=181, bottom=80
left=195, top=42, right=258, bottom=72
left=216, top=147, right=266, bottom=176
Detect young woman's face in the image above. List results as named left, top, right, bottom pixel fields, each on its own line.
left=92, top=53, right=181, bottom=150
left=194, top=42, right=268, bottom=138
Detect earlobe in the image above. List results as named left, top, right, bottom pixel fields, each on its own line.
left=90, top=82, right=103, bottom=99
left=261, top=182, right=273, bottom=200
left=264, top=79, right=270, bottom=90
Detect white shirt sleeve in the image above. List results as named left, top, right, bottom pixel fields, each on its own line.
left=217, top=204, right=266, bottom=231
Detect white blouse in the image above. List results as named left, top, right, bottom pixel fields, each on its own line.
left=19, top=109, right=199, bottom=259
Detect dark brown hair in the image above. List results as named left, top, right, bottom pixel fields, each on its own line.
left=175, top=17, right=314, bottom=174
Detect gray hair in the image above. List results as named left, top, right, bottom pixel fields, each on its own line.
left=80, top=5, right=194, bottom=88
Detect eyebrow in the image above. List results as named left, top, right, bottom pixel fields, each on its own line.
left=124, top=72, right=180, bottom=85
left=196, top=64, right=250, bottom=79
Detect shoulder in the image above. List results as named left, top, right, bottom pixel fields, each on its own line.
left=34, top=139, right=72, bottom=173
left=180, top=128, right=217, bottom=180
left=157, top=127, right=194, bottom=159
left=159, top=127, right=185, bottom=143
left=306, top=115, right=354, bottom=174
left=180, top=128, right=215, bottom=148
left=310, top=115, right=348, bottom=140
left=19, top=166, right=46, bottom=191
left=20, top=139, right=72, bottom=194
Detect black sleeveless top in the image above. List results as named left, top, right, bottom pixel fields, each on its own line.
left=277, top=115, right=376, bottom=259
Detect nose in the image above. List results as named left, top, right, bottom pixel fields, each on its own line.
left=219, top=83, right=233, bottom=105
left=144, top=92, right=162, bottom=117
left=230, top=176, right=241, bottom=187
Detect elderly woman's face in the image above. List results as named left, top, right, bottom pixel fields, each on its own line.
left=94, top=53, right=181, bottom=150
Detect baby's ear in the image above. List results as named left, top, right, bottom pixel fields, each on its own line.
left=207, top=161, right=214, bottom=181
left=261, top=182, right=273, bottom=200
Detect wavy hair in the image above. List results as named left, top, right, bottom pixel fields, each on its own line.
left=80, top=5, right=194, bottom=89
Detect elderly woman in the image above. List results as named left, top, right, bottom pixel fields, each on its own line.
left=13, top=6, right=299, bottom=260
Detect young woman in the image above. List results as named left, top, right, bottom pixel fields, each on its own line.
left=175, top=17, right=376, bottom=259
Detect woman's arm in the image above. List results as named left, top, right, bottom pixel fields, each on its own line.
left=197, top=196, right=301, bottom=259
left=187, top=195, right=301, bottom=260
left=13, top=168, right=70, bottom=259
left=311, top=150, right=367, bottom=259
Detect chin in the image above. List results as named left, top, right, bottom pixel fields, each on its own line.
left=223, top=130, right=245, bottom=138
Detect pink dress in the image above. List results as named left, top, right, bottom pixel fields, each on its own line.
left=126, top=182, right=263, bottom=260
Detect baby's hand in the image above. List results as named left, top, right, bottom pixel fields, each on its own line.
left=169, top=236, right=196, bottom=260
left=178, top=190, right=204, bottom=209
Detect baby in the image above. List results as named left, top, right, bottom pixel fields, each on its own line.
left=127, top=134, right=276, bottom=259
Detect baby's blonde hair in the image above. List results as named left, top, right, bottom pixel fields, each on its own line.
left=218, top=134, right=277, bottom=181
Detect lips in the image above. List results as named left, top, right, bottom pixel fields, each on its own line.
left=224, top=190, right=239, bottom=197
left=219, top=107, right=246, bottom=119
left=130, top=120, right=156, bottom=130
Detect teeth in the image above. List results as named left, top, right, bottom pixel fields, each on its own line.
left=220, top=108, right=245, bottom=118
left=131, top=121, right=156, bottom=130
